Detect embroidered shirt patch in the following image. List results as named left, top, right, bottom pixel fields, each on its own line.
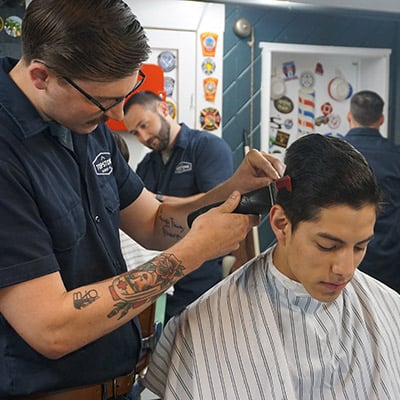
left=93, top=152, right=113, bottom=175
left=175, top=161, right=192, bottom=174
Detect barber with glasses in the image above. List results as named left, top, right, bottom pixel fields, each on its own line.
left=0, top=0, right=284, bottom=399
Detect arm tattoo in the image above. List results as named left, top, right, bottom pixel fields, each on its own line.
left=107, top=253, right=184, bottom=320
left=73, top=289, right=100, bottom=309
left=159, top=209, right=185, bottom=240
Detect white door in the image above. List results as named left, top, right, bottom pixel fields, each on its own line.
left=146, top=28, right=196, bottom=126
left=122, top=28, right=197, bottom=170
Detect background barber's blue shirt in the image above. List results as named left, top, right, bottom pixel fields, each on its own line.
left=345, top=127, right=400, bottom=292
left=136, top=123, right=233, bottom=195
left=136, top=123, right=234, bottom=320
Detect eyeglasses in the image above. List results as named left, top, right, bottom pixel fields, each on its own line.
left=35, top=60, right=146, bottom=113
left=62, top=70, right=146, bottom=113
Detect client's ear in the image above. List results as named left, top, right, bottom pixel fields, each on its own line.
left=269, top=205, right=290, bottom=244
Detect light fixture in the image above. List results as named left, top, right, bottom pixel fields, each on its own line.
left=232, top=17, right=253, bottom=39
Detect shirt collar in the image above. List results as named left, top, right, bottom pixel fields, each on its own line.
left=47, top=121, right=74, bottom=151
left=174, top=123, right=191, bottom=149
left=0, top=57, right=50, bottom=139
left=346, top=127, right=381, bottom=137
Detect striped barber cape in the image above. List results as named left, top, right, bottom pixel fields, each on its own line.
left=144, top=246, right=400, bottom=400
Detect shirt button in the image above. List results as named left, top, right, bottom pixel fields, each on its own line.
left=95, top=215, right=101, bottom=223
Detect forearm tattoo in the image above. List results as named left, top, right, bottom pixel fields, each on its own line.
left=107, top=253, right=184, bottom=320
left=73, top=289, right=99, bottom=309
left=159, top=209, right=185, bottom=240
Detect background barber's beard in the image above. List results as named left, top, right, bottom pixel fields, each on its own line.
left=152, top=115, right=170, bottom=152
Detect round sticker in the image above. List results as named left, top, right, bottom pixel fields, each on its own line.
left=270, top=76, right=286, bottom=100
left=201, top=57, right=216, bottom=75
left=274, top=96, right=294, bottom=114
left=199, top=107, right=221, bottom=131
left=284, top=119, right=293, bottom=130
left=166, top=100, right=177, bottom=119
left=164, top=77, right=175, bottom=97
left=300, top=71, right=315, bottom=88
left=4, top=15, right=22, bottom=38
left=328, top=77, right=352, bottom=102
left=328, top=114, right=341, bottom=129
left=158, top=51, right=176, bottom=73
left=321, top=102, right=333, bottom=116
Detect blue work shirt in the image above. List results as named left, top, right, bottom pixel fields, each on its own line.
left=344, top=128, right=400, bottom=292
left=0, top=57, right=145, bottom=396
left=136, top=124, right=234, bottom=320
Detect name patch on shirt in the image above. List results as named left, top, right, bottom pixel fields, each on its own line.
left=175, top=161, right=192, bottom=174
left=93, top=152, right=113, bottom=175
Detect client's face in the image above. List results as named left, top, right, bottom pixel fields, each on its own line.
left=274, top=204, right=376, bottom=303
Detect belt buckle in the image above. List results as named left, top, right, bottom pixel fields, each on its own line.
left=112, top=377, right=118, bottom=399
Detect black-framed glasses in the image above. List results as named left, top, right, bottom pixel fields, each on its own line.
left=62, top=70, right=146, bottom=113
left=35, top=60, right=146, bottom=113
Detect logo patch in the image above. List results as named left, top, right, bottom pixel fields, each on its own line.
left=93, top=152, right=113, bottom=175
left=175, top=161, right=192, bottom=174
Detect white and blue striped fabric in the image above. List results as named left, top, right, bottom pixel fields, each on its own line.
left=144, top=246, right=400, bottom=400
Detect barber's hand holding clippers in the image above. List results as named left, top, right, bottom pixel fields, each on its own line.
left=172, top=149, right=287, bottom=265
left=188, top=176, right=292, bottom=228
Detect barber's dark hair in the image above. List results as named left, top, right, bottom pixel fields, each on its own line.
left=22, top=0, right=150, bottom=81
left=350, top=90, right=384, bottom=126
left=277, top=134, right=381, bottom=232
left=124, top=90, right=162, bottom=114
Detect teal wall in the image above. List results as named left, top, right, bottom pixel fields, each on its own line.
left=222, top=4, right=400, bottom=250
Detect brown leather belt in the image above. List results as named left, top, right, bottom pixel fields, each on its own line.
left=19, top=370, right=135, bottom=400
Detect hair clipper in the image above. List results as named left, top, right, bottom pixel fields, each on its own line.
left=187, top=176, right=291, bottom=228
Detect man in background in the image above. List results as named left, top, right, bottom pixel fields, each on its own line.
left=144, top=134, right=400, bottom=399
left=344, top=90, right=400, bottom=292
left=124, top=91, right=234, bottom=321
